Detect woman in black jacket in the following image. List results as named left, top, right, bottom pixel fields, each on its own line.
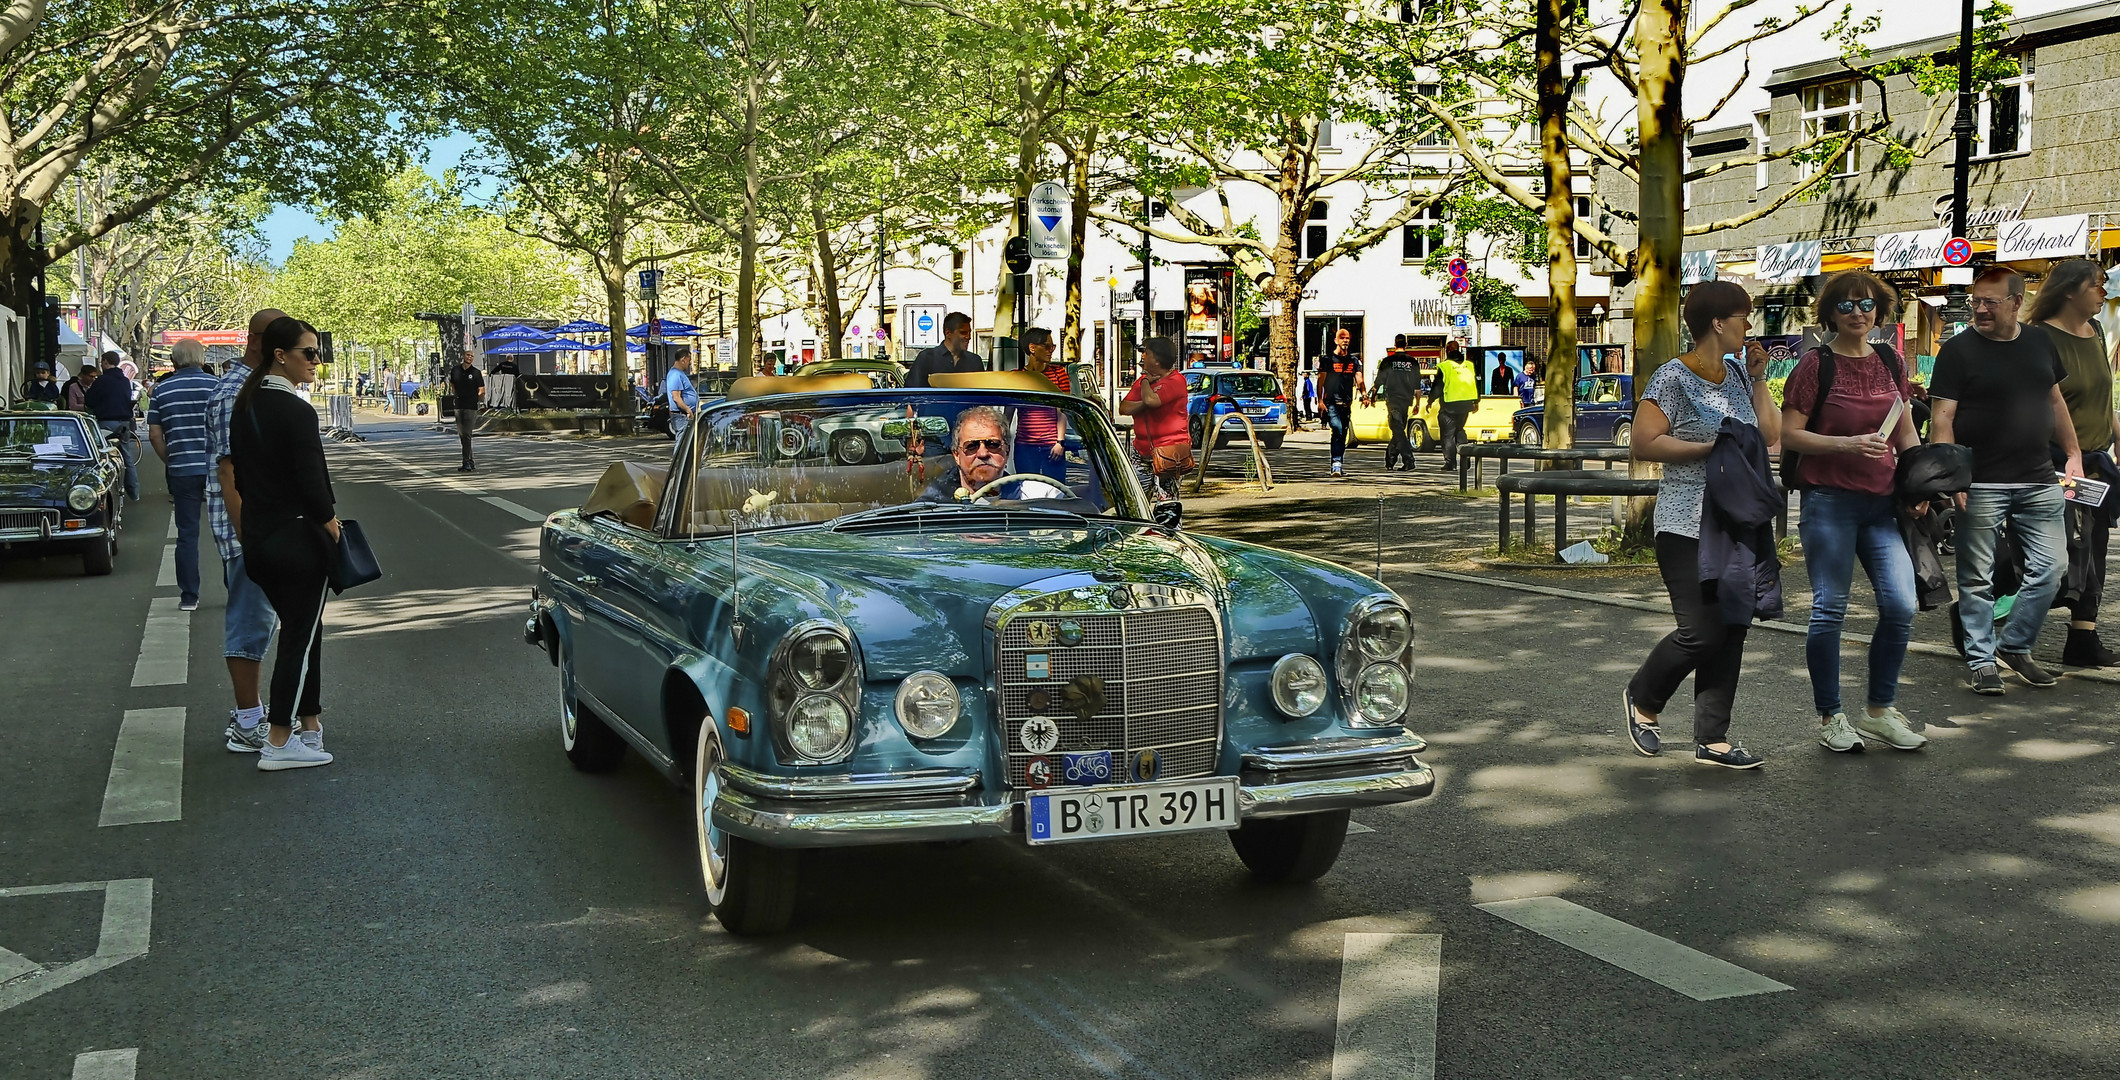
left=230, top=316, right=340, bottom=771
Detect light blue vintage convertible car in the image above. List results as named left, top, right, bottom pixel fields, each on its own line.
left=526, top=371, right=1434, bottom=933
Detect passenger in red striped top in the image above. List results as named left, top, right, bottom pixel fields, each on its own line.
left=1015, top=327, right=1072, bottom=481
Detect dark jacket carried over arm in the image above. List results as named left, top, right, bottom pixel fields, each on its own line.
left=229, top=383, right=335, bottom=547
left=1698, top=417, right=1784, bottom=625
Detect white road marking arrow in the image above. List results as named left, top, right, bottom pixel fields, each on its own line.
left=0, top=879, right=154, bottom=1013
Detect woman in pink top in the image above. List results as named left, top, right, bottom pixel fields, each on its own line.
left=1781, top=271, right=1927, bottom=753
left=1120, top=336, right=1192, bottom=495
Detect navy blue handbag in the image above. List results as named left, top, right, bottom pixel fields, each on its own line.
left=332, top=519, right=382, bottom=593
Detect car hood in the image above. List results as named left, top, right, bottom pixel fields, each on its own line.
left=734, top=521, right=1355, bottom=678
left=0, top=460, right=99, bottom=503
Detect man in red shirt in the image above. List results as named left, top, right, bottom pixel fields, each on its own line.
left=1016, top=327, right=1072, bottom=480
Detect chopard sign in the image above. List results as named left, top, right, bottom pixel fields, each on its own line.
left=1932, top=190, right=2034, bottom=233
left=1995, top=214, right=2090, bottom=262
left=1758, top=240, right=1822, bottom=283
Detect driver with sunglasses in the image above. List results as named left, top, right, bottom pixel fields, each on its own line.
left=921, top=406, right=1070, bottom=503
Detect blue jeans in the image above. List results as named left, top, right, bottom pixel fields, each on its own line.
left=1799, top=488, right=1916, bottom=715
left=222, top=553, right=280, bottom=662
left=1955, top=485, right=2067, bottom=668
left=1015, top=441, right=1068, bottom=482
left=167, top=472, right=207, bottom=605
left=670, top=413, right=690, bottom=445
left=1325, top=402, right=1351, bottom=461
left=100, top=421, right=138, bottom=500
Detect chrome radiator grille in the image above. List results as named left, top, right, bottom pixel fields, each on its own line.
left=0, top=508, right=57, bottom=532
left=995, top=601, right=1222, bottom=789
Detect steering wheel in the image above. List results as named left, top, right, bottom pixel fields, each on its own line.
left=966, top=473, right=1059, bottom=502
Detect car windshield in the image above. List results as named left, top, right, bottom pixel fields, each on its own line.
left=1215, top=373, right=1279, bottom=397
left=0, top=416, right=94, bottom=459
left=667, top=391, right=1150, bottom=534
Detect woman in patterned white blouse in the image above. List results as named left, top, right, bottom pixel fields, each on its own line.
left=1623, top=280, right=1781, bottom=769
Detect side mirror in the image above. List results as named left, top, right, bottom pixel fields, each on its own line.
left=1152, top=500, right=1183, bottom=530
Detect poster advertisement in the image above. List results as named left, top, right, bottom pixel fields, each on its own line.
left=1183, top=265, right=1235, bottom=364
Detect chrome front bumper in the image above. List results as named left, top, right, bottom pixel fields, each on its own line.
left=0, top=525, right=110, bottom=545
left=710, top=733, right=1434, bottom=848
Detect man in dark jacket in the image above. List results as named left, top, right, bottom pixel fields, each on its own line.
left=83, top=352, right=138, bottom=500
left=1372, top=334, right=1424, bottom=471
left=905, top=312, right=986, bottom=387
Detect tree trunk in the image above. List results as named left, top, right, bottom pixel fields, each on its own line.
left=601, top=246, right=628, bottom=406
left=1629, top=0, right=1687, bottom=542
left=1061, top=121, right=1097, bottom=367
left=1538, top=0, right=1577, bottom=455
left=812, top=193, right=845, bottom=360
left=736, top=55, right=762, bottom=378
left=1265, top=140, right=1308, bottom=409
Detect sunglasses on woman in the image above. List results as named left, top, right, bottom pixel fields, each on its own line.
left=282, top=347, right=321, bottom=361
left=956, top=438, right=1006, bottom=455
left=1833, top=298, right=1878, bottom=314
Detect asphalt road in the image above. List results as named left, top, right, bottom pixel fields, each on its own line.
left=4, top=415, right=2118, bottom=1079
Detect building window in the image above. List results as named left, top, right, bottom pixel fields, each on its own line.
left=1402, top=202, right=1445, bottom=261
left=1413, top=84, right=1445, bottom=147
left=1318, top=116, right=1335, bottom=149
left=1573, top=195, right=1594, bottom=259
left=1305, top=202, right=1329, bottom=261
left=1800, top=80, right=1862, bottom=177
left=1752, top=111, right=1770, bottom=190
left=951, top=249, right=966, bottom=292
left=1976, top=55, right=2034, bottom=157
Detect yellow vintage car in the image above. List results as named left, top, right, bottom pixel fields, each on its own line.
left=1349, top=394, right=1523, bottom=450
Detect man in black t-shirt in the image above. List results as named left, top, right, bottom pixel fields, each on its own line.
left=1930, top=267, right=2084, bottom=694
left=905, top=311, right=986, bottom=387
left=1318, top=327, right=1364, bottom=477
left=448, top=354, right=485, bottom=472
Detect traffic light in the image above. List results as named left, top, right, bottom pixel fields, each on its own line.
left=1131, top=279, right=1149, bottom=300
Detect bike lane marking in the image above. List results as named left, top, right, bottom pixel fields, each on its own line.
left=99, top=708, right=185, bottom=827
left=1477, top=895, right=1791, bottom=1001
left=71, top=1049, right=137, bottom=1079
left=129, top=598, right=189, bottom=687
left=154, top=545, right=176, bottom=588
left=479, top=496, right=547, bottom=523
left=1330, top=933, right=1441, bottom=1080
left=0, top=879, right=153, bottom=1013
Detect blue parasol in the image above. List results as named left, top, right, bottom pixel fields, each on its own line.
left=625, top=319, right=704, bottom=337
left=485, top=339, right=556, bottom=354
left=543, top=338, right=595, bottom=350
left=478, top=323, right=551, bottom=341
left=550, top=319, right=609, bottom=334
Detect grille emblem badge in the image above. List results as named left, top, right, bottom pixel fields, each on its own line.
left=1133, top=749, right=1161, bottom=782
left=1019, top=717, right=1060, bottom=755
left=1025, top=757, right=1052, bottom=788
left=1057, top=621, right=1084, bottom=646
left=1025, top=621, right=1057, bottom=647
left=1108, top=586, right=1133, bottom=608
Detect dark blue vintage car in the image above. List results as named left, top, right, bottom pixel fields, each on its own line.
left=526, top=372, right=1433, bottom=933
left=1509, top=372, right=1634, bottom=447
left=0, top=411, right=124, bottom=575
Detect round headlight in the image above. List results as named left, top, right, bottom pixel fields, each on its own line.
left=788, top=629, right=853, bottom=691
left=893, top=671, right=961, bottom=738
left=1354, top=604, right=1413, bottom=660
left=68, top=484, right=97, bottom=512
left=1355, top=663, right=1411, bottom=725
left=1270, top=653, right=1327, bottom=718
left=786, top=694, right=853, bottom=759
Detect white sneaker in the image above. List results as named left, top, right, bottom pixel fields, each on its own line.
left=1818, top=713, right=1864, bottom=753
left=1856, top=707, right=1927, bottom=750
left=299, top=728, right=323, bottom=753
left=258, top=734, right=333, bottom=771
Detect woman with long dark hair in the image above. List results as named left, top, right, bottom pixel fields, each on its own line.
left=1623, top=280, right=1782, bottom=769
left=230, top=316, right=339, bottom=770
left=2027, top=258, right=2120, bottom=666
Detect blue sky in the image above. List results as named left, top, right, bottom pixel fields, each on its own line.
left=256, top=130, right=488, bottom=263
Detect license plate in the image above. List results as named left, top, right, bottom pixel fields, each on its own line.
left=1242, top=406, right=1270, bottom=416
left=1026, top=777, right=1240, bottom=845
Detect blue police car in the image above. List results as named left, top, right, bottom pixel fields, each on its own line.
left=1182, top=367, right=1288, bottom=450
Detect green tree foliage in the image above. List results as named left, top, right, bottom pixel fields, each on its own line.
left=1, top=0, right=438, bottom=316
left=268, top=170, right=576, bottom=347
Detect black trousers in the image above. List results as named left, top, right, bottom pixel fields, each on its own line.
left=2069, top=511, right=2109, bottom=622
left=1385, top=401, right=1416, bottom=467
left=1438, top=400, right=1474, bottom=468
left=1629, top=532, right=1750, bottom=745
left=245, top=522, right=331, bottom=727
left=456, top=411, right=476, bottom=466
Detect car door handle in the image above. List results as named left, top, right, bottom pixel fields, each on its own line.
left=575, top=575, right=602, bottom=588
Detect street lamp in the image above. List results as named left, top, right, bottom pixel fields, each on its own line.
left=1943, top=0, right=1978, bottom=341
left=1590, top=302, right=1605, bottom=342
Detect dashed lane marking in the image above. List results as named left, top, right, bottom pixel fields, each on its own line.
left=129, top=598, right=189, bottom=687
left=155, top=544, right=176, bottom=588
left=1330, top=933, right=1441, bottom=1080
left=164, top=516, right=176, bottom=540
left=99, top=708, right=185, bottom=826
left=480, top=496, right=547, bottom=523
left=0, top=879, right=153, bottom=1013
left=1346, top=821, right=1376, bottom=835
left=1477, top=895, right=1791, bottom=1001
left=71, top=1049, right=138, bottom=1080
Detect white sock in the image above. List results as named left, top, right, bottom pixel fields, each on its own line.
left=235, top=705, right=265, bottom=729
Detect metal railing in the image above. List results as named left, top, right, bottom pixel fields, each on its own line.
left=1189, top=413, right=1274, bottom=494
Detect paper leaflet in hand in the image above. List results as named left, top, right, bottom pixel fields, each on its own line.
left=1876, top=397, right=1905, bottom=441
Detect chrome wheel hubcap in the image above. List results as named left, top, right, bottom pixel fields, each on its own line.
left=697, top=728, right=730, bottom=905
